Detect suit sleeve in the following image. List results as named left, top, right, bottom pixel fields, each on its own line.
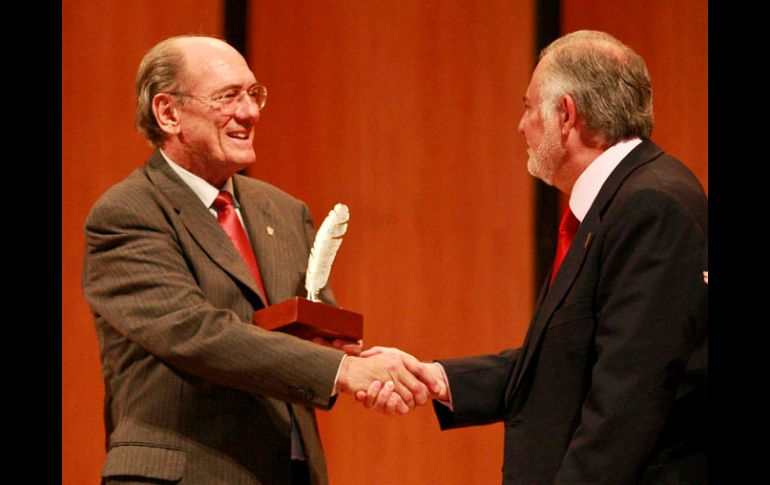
left=433, top=348, right=520, bottom=429
left=82, top=191, right=345, bottom=409
left=555, top=188, right=707, bottom=484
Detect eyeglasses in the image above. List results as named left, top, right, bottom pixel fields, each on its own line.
left=172, top=84, right=268, bottom=114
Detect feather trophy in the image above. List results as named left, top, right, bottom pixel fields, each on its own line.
left=305, top=203, right=350, bottom=302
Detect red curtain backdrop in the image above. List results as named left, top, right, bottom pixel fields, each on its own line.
left=61, top=1, right=707, bottom=483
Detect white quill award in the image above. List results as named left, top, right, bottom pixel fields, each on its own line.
left=252, top=203, right=363, bottom=341
left=306, top=203, right=349, bottom=302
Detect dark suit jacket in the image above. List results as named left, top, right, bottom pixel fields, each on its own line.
left=83, top=152, right=346, bottom=484
left=434, top=139, right=708, bottom=484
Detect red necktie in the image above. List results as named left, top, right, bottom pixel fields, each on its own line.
left=550, top=208, right=580, bottom=286
left=213, top=191, right=268, bottom=303
left=214, top=193, right=303, bottom=458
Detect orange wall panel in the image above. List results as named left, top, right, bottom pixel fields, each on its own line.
left=248, top=2, right=535, bottom=483
left=61, top=2, right=223, bottom=484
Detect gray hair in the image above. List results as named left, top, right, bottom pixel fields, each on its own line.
left=537, top=30, right=654, bottom=145
left=134, top=36, right=191, bottom=146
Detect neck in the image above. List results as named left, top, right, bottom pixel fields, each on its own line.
left=161, top=145, right=237, bottom=188
left=555, top=131, right=611, bottom=194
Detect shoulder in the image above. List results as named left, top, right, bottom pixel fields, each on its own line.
left=234, top=175, right=311, bottom=217
left=594, top=151, right=708, bottom=280
left=625, top=152, right=705, bottom=198
left=85, top=166, right=168, bottom=228
left=609, top=151, right=707, bottom=231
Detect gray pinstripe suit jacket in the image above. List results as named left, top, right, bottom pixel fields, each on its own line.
left=83, top=151, right=346, bottom=484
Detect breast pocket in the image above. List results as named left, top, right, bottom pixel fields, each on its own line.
left=546, top=298, right=596, bottom=357
left=548, top=298, right=594, bottom=328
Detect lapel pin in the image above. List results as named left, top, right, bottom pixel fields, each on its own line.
left=266, top=226, right=275, bottom=236
left=584, top=232, right=593, bottom=249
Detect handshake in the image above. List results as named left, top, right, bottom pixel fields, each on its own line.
left=328, top=343, right=449, bottom=415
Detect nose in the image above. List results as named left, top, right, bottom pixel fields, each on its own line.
left=233, top=91, right=260, bottom=120
left=517, top=113, right=526, bottom=134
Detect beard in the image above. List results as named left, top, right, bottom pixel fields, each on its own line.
left=526, top=118, right=565, bottom=186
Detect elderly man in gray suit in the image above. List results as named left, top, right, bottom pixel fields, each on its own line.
left=82, top=35, right=432, bottom=485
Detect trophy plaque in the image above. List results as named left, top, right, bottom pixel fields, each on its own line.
left=252, top=204, right=363, bottom=341
left=252, top=296, right=363, bottom=341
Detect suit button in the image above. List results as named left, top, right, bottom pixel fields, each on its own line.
left=289, top=386, right=309, bottom=400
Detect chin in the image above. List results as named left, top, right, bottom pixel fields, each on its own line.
left=527, top=158, right=551, bottom=185
left=227, top=151, right=257, bottom=167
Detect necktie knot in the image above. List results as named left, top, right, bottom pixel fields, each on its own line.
left=550, top=208, right=580, bottom=286
left=560, top=208, right=580, bottom=235
left=213, top=191, right=235, bottom=211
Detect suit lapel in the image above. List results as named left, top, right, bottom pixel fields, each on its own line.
left=507, top=139, right=665, bottom=398
left=232, top=176, right=286, bottom=306
left=505, top=216, right=597, bottom=401
left=144, top=153, right=267, bottom=307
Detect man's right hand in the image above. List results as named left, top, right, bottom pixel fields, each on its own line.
left=336, top=350, right=436, bottom=415
left=350, top=347, right=449, bottom=414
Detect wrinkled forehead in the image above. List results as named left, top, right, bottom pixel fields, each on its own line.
left=176, top=38, right=256, bottom=91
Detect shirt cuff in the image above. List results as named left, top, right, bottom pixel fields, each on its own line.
left=433, top=361, right=453, bottom=411
left=331, top=354, right=346, bottom=396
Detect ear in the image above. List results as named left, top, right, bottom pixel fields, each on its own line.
left=558, top=94, right=577, bottom=137
left=152, top=93, right=182, bottom=136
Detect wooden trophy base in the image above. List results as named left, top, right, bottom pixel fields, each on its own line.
left=253, top=297, right=363, bottom=341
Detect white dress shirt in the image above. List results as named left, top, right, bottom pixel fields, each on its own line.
left=160, top=149, right=248, bottom=227
left=569, top=138, right=642, bottom=221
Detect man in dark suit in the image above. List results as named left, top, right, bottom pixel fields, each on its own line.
left=357, top=30, right=707, bottom=484
left=83, top=35, right=431, bottom=485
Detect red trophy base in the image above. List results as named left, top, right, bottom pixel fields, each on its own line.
left=253, top=297, right=363, bottom=341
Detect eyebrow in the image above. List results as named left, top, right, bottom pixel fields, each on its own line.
left=211, top=82, right=259, bottom=95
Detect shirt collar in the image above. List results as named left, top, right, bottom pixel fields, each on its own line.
left=159, top=149, right=238, bottom=209
left=569, top=138, right=642, bottom=221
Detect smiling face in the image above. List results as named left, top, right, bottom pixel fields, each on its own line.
left=164, top=37, right=261, bottom=186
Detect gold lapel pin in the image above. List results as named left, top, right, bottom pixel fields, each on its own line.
left=266, top=226, right=275, bottom=236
